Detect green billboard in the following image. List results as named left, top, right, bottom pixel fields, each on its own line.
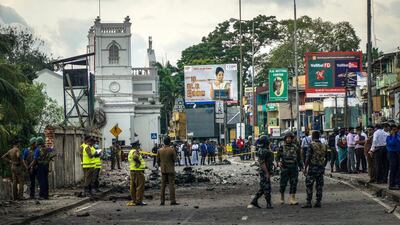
left=269, top=68, right=288, bottom=102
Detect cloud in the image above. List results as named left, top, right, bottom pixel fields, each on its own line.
left=247, top=0, right=321, bottom=8
left=0, top=4, right=29, bottom=29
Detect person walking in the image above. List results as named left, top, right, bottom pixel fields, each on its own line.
left=301, top=130, right=312, bottom=164
left=364, top=126, right=376, bottom=182
left=23, top=137, right=38, bottom=199
left=127, top=142, right=147, bottom=206
left=158, top=137, right=179, bottom=206
left=328, top=129, right=339, bottom=173
left=34, top=137, right=56, bottom=200
left=1, top=139, right=24, bottom=200
left=386, top=124, right=400, bottom=190
left=191, top=141, right=199, bottom=166
left=369, top=123, right=390, bottom=184
left=302, top=131, right=329, bottom=208
left=276, top=132, right=302, bottom=205
left=80, top=136, right=96, bottom=197
left=249, top=135, right=274, bottom=209
left=354, top=127, right=367, bottom=173
left=346, top=127, right=356, bottom=173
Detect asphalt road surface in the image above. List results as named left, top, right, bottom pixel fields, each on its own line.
left=31, top=169, right=400, bottom=225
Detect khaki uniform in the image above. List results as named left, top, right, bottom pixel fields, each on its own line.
left=128, top=150, right=146, bottom=204
left=157, top=146, right=177, bottom=204
left=2, top=147, right=24, bottom=200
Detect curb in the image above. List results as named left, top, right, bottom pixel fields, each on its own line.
left=327, top=172, right=400, bottom=204
left=10, top=188, right=114, bottom=225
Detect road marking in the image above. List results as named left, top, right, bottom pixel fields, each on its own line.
left=74, top=202, right=99, bottom=213
left=327, top=176, right=400, bottom=220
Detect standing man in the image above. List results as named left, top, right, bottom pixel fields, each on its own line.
left=127, top=142, right=147, bottom=206
left=386, top=124, right=400, bottom=190
left=23, top=137, right=38, bottom=199
left=151, top=143, right=159, bottom=168
left=237, top=137, right=245, bottom=160
left=302, top=131, right=329, bottom=208
left=158, top=137, right=179, bottom=205
left=301, top=130, right=312, bottom=163
left=191, top=141, right=199, bottom=166
left=276, top=132, right=302, bottom=205
left=328, top=129, right=339, bottom=173
left=110, top=141, right=122, bottom=170
left=183, top=141, right=192, bottom=166
left=369, top=123, right=390, bottom=184
left=354, top=127, right=367, bottom=173
left=364, top=126, right=376, bottom=182
left=346, top=127, right=356, bottom=173
left=92, top=141, right=102, bottom=193
left=80, top=136, right=96, bottom=196
left=200, top=141, right=207, bottom=166
left=1, top=139, right=24, bottom=200
left=249, top=135, right=274, bottom=209
left=34, top=137, right=56, bottom=200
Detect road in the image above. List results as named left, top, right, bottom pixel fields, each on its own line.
left=31, top=160, right=400, bottom=225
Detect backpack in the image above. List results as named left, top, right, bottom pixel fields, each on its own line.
left=310, top=141, right=327, bottom=166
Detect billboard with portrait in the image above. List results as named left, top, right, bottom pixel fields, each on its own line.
left=184, top=64, right=238, bottom=103
left=268, top=68, right=288, bottom=102
left=305, top=52, right=363, bottom=98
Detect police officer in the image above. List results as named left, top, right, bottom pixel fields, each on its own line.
left=302, top=130, right=329, bottom=208
left=80, top=136, right=96, bottom=197
left=23, top=137, right=38, bottom=199
left=127, top=142, right=146, bottom=206
left=92, top=141, right=102, bottom=193
left=276, top=132, right=302, bottom=205
left=34, top=137, right=56, bottom=200
left=249, top=135, right=274, bottom=209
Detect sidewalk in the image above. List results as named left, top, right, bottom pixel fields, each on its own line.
left=326, top=171, right=400, bottom=203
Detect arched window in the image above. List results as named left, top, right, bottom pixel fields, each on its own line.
left=109, top=44, right=119, bottom=64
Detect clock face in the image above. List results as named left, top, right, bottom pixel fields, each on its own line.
left=109, top=82, right=120, bottom=93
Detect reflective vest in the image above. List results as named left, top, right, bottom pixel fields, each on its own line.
left=93, top=154, right=102, bottom=169
left=128, top=149, right=146, bottom=171
left=81, top=144, right=95, bottom=168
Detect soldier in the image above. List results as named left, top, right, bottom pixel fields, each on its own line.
left=80, top=136, right=96, bottom=196
left=276, top=132, right=302, bottom=205
left=249, top=135, right=274, bottom=209
left=33, top=137, right=56, bottom=200
left=127, top=142, right=147, bottom=206
left=1, top=139, right=24, bottom=200
left=302, top=131, right=329, bottom=208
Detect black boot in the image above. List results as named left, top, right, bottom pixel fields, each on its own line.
left=314, top=201, right=321, bottom=208
left=250, top=198, right=261, bottom=208
left=266, top=197, right=273, bottom=209
left=302, top=201, right=312, bottom=208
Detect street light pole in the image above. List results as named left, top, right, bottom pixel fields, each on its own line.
left=239, top=0, right=244, bottom=139
left=251, top=21, right=256, bottom=140
left=293, top=0, right=300, bottom=138
left=367, top=0, right=373, bottom=126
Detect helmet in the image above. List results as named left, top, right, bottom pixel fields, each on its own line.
left=258, top=135, right=270, bottom=147
left=29, top=137, right=37, bottom=145
left=36, top=137, right=44, bottom=145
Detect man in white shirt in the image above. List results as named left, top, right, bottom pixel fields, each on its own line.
left=346, top=127, right=356, bottom=173
left=354, top=127, right=368, bottom=173
left=369, top=123, right=390, bottom=183
left=301, top=130, right=312, bottom=163
left=191, top=142, right=199, bottom=166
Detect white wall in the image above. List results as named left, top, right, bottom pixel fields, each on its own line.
left=35, top=69, right=64, bottom=107
left=103, top=111, right=134, bottom=148
left=133, top=113, right=160, bottom=152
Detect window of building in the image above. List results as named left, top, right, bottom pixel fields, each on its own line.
left=138, top=98, right=148, bottom=102
left=109, top=44, right=119, bottom=64
left=133, top=83, right=152, bottom=91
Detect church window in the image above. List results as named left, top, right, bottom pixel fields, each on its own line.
left=109, top=44, right=119, bottom=64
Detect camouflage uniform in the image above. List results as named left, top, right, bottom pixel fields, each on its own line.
left=251, top=145, right=274, bottom=207
left=305, top=140, right=328, bottom=206
left=276, top=143, right=302, bottom=194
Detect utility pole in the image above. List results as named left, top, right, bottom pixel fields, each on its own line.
left=251, top=21, right=256, bottom=140
left=367, top=0, right=374, bottom=126
left=239, top=0, right=244, bottom=139
left=293, top=0, right=300, bottom=137
left=344, top=70, right=349, bottom=128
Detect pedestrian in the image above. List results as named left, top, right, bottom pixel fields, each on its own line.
left=127, top=142, right=147, bottom=206
left=232, top=138, right=237, bottom=155
left=369, top=123, right=390, bottom=184
left=336, top=128, right=348, bottom=172
left=386, top=124, right=400, bottom=190
left=80, top=136, right=96, bottom=197
left=1, top=139, right=24, bottom=200
left=92, top=141, right=102, bottom=193
left=364, top=125, right=376, bottom=182
left=23, top=137, right=38, bottom=199
left=110, top=141, right=122, bottom=170
left=207, top=141, right=216, bottom=165
left=328, top=129, right=339, bottom=173
left=249, top=135, right=274, bottom=209
left=354, top=127, right=367, bottom=173
left=246, top=136, right=253, bottom=160
left=157, top=137, right=179, bottom=206
left=152, top=143, right=159, bottom=168
left=237, top=137, right=245, bottom=160
left=276, top=132, right=302, bottom=205
left=346, top=127, right=356, bottom=173
left=200, top=141, right=207, bottom=165
left=191, top=141, right=199, bottom=166
left=176, top=143, right=183, bottom=166
left=33, top=137, right=56, bottom=200
left=183, top=141, right=192, bottom=166
left=302, top=131, right=329, bottom=208
left=217, top=143, right=224, bottom=163
left=301, top=130, right=312, bottom=163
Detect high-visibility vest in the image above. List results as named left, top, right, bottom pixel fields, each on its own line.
left=82, top=144, right=95, bottom=168
left=128, top=149, right=146, bottom=171
left=93, top=154, right=102, bottom=169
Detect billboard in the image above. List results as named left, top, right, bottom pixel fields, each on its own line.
left=305, top=52, right=363, bottom=98
left=268, top=68, right=288, bottom=102
left=184, top=64, right=238, bottom=103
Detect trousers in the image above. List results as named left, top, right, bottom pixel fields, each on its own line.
left=130, top=170, right=145, bottom=204
left=347, top=147, right=356, bottom=173
left=92, top=168, right=100, bottom=189
left=388, top=151, right=400, bottom=187
left=83, top=167, right=94, bottom=192
left=29, top=168, right=37, bottom=198
left=37, top=164, right=49, bottom=199
left=330, top=148, right=339, bottom=172
left=374, top=147, right=389, bottom=183
left=280, top=167, right=299, bottom=194
left=305, top=166, right=324, bottom=203
left=253, top=171, right=271, bottom=202
left=161, top=173, right=176, bottom=203
left=365, top=150, right=376, bottom=181
left=355, top=148, right=367, bottom=172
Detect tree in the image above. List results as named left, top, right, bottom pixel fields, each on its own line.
left=36, top=95, right=64, bottom=134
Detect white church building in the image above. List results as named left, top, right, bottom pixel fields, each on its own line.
left=87, top=16, right=162, bottom=151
